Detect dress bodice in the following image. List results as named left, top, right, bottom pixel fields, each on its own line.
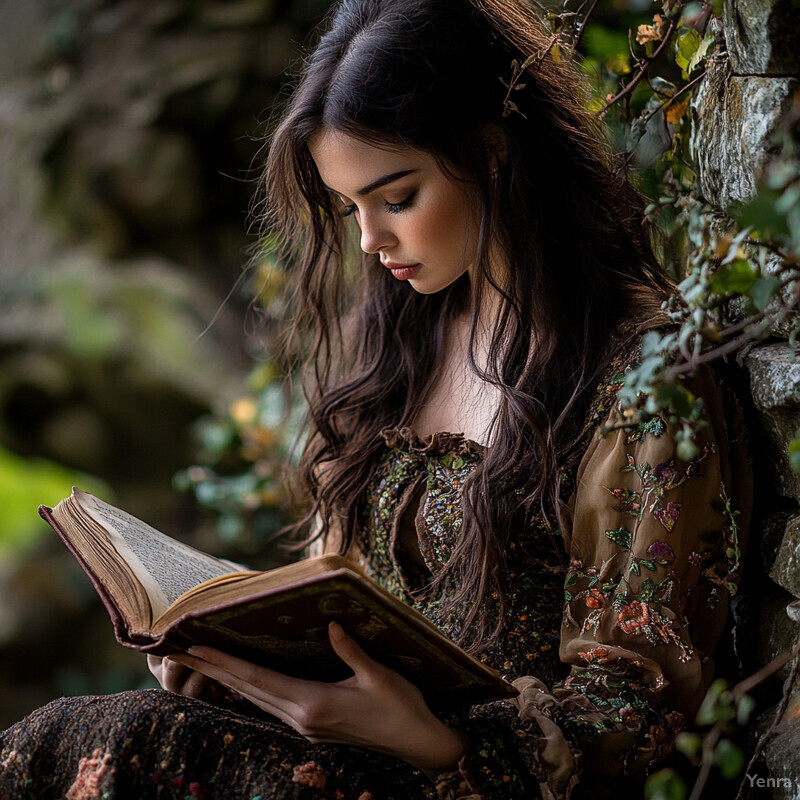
left=354, top=427, right=570, bottom=686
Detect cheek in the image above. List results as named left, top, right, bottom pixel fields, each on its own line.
left=423, top=191, right=474, bottom=255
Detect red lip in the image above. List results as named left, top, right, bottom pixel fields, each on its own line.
left=383, top=262, right=422, bottom=281
left=382, top=261, right=418, bottom=270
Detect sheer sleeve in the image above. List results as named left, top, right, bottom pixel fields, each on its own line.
left=433, top=366, right=751, bottom=800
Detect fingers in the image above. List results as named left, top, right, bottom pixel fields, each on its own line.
left=147, top=654, right=218, bottom=699
left=146, top=654, right=163, bottom=681
left=183, top=647, right=305, bottom=702
left=173, top=651, right=307, bottom=722
left=181, top=667, right=212, bottom=699
left=161, top=656, right=191, bottom=693
left=327, top=621, right=381, bottom=676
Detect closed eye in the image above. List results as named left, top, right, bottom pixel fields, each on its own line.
left=385, top=192, right=416, bottom=214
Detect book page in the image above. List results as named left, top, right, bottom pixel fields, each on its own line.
left=76, top=490, right=240, bottom=619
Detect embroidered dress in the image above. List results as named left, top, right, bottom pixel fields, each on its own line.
left=0, top=352, right=750, bottom=800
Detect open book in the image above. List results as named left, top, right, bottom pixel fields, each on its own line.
left=40, top=488, right=517, bottom=707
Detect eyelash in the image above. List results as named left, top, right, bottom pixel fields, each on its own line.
left=339, top=192, right=417, bottom=218
left=385, top=192, right=416, bottom=214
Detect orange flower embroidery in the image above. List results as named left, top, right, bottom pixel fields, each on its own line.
left=584, top=588, right=606, bottom=608
left=577, top=646, right=610, bottom=663
left=66, top=749, right=113, bottom=800
left=292, top=761, right=327, bottom=788
left=617, top=600, right=650, bottom=634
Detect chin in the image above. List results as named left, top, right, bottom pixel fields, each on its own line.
left=409, top=281, right=442, bottom=295
left=408, top=275, right=464, bottom=295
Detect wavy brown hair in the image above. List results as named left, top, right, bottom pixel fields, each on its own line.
left=260, top=0, right=672, bottom=652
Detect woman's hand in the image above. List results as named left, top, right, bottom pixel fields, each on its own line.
left=147, top=654, right=226, bottom=704
left=170, top=621, right=466, bottom=776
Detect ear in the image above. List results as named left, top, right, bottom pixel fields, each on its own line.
left=482, top=123, right=509, bottom=170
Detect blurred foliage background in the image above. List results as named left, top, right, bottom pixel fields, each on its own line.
left=0, top=11, right=797, bottom=799
left=0, top=0, right=331, bottom=727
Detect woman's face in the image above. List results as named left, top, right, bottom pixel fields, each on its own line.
left=308, top=129, right=481, bottom=295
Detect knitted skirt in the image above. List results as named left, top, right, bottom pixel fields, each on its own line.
left=0, top=689, right=436, bottom=799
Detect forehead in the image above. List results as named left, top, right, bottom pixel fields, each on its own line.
left=308, top=129, right=431, bottom=193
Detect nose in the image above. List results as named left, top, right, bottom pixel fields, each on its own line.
left=358, top=212, right=396, bottom=254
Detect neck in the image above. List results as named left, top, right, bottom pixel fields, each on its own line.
left=462, top=254, right=513, bottom=360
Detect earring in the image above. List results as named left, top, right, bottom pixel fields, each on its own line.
left=491, top=169, right=499, bottom=180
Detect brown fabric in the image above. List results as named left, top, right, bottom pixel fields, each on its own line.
left=431, top=365, right=752, bottom=800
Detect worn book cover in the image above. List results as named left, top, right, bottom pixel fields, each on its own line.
left=40, top=488, right=518, bottom=707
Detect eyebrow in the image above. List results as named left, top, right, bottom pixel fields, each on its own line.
left=325, top=169, right=419, bottom=198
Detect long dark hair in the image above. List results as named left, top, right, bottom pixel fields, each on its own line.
left=261, top=0, right=672, bottom=652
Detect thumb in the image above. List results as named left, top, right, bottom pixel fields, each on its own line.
left=327, top=621, right=381, bottom=676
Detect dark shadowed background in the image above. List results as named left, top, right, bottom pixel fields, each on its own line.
left=0, top=0, right=333, bottom=728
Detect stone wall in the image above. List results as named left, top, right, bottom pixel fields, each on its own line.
left=692, top=1, right=800, bottom=794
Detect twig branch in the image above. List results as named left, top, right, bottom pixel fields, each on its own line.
left=743, top=237, right=796, bottom=262
left=661, top=318, right=774, bottom=379
left=640, top=71, right=706, bottom=127
left=735, top=631, right=800, bottom=800
left=571, top=0, right=601, bottom=53
left=688, top=724, right=722, bottom=800
left=734, top=652, right=793, bottom=699
left=598, top=19, right=678, bottom=118
left=685, top=644, right=796, bottom=800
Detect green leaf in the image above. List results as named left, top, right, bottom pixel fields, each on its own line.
left=675, top=732, right=702, bottom=758
left=710, top=260, right=757, bottom=294
left=737, top=694, right=756, bottom=725
left=687, top=30, right=717, bottom=75
left=0, top=446, right=106, bottom=556
left=646, top=768, right=687, bottom=800
left=731, top=189, right=792, bottom=240
left=696, top=678, right=734, bottom=725
left=642, top=330, right=666, bottom=357
left=787, top=434, right=800, bottom=473
left=656, top=384, right=693, bottom=419
left=582, top=25, right=631, bottom=63
left=674, top=28, right=702, bottom=79
left=749, top=276, right=781, bottom=311
left=606, top=526, right=633, bottom=550
left=715, top=739, right=744, bottom=779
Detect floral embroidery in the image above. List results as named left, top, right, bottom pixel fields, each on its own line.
left=607, top=487, right=642, bottom=517
left=628, top=541, right=676, bottom=575
left=66, top=749, right=112, bottom=800
left=584, top=588, right=607, bottom=609
left=626, top=415, right=667, bottom=444
left=705, top=482, right=743, bottom=595
left=608, top=584, right=692, bottom=661
left=636, top=575, right=675, bottom=605
left=346, top=343, right=744, bottom=798
left=605, top=526, right=632, bottom=550
left=291, top=762, right=327, bottom=788
left=616, top=600, right=652, bottom=635
left=577, top=646, right=611, bottom=664
left=610, top=445, right=714, bottom=533
left=653, top=501, right=682, bottom=531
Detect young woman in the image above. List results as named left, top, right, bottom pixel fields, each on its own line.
left=0, top=0, right=751, bottom=798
